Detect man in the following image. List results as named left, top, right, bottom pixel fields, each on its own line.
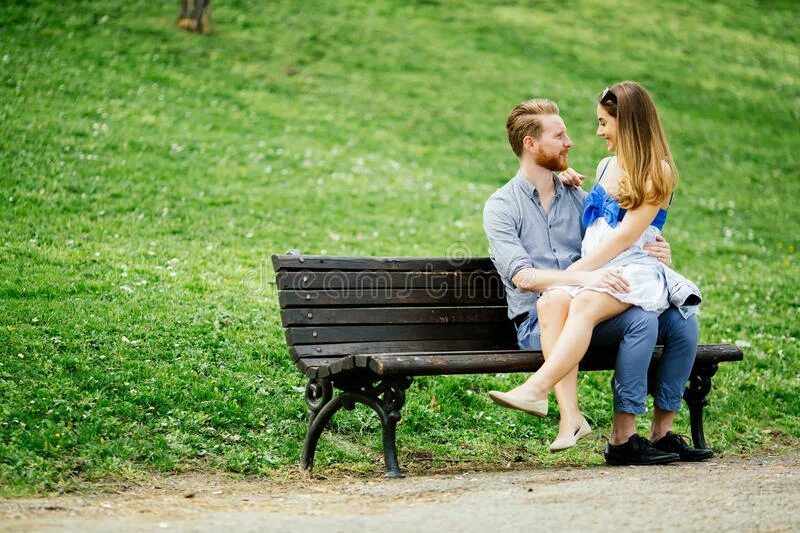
left=483, top=98, right=712, bottom=465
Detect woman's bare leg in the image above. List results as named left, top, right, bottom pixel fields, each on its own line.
left=516, top=291, right=631, bottom=401
left=536, top=290, right=585, bottom=441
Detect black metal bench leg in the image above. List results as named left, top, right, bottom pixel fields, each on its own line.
left=683, top=363, right=718, bottom=450
left=375, top=377, right=413, bottom=478
left=339, top=377, right=413, bottom=478
left=301, top=376, right=413, bottom=477
left=301, top=378, right=335, bottom=471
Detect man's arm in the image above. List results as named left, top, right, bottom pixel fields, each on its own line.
left=483, top=197, right=629, bottom=293
left=482, top=197, right=535, bottom=288
left=512, top=267, right=629, bottom=293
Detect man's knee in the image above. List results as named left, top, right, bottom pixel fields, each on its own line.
left=658, top=307, right=699, bottom=346
left=618, top=306, right=659, bottom=338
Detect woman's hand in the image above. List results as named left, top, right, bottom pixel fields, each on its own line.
left=558, top=167, right=585, bottom=187
left=643, top=235, right=672, bottom=267
left=580, top=268, right=631, bottom=293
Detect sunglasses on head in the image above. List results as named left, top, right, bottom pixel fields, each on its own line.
left=600, top=87, right=617, bottom=104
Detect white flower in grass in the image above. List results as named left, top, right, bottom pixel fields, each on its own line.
left=735, top=339, right=751, bottom=348
left=120, top=285, right=134, bottom=294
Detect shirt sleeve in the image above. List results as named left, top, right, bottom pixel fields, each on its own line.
left=483, top=196, right=533, bottom=287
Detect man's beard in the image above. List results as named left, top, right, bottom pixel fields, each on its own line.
left=534, top=149, right=569, bottom=172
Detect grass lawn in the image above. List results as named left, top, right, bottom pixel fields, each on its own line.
left=1, top=0, right=798, bottom=494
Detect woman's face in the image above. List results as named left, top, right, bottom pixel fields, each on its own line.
left=596, top=104, right=617, bottom=152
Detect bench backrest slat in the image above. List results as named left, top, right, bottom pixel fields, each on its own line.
left=278, top=289, right=506, bottom=307
left=273, top=256, right=496, bottom=272
left=281, top=306, right=509, bottom=326
left=276, top=271, right=503, bottom=291
left=285, top=323, right=516, bottom=345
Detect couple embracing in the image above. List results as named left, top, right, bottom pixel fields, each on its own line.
left=483, top=81, right=712, bottom=465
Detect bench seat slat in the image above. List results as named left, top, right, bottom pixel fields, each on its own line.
left=299, top=344, right=743, bottom=378
left=291, top=339, right=518, bottom=360
left=281, top=306, right=509, bottom=326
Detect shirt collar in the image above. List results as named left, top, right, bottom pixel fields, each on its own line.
left=514, top=170, right=564, bottom=199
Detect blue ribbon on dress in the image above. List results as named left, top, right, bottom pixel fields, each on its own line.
left=582, top=186, right=622, bottom=229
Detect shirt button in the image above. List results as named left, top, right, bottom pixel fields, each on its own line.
left=552, top=248, right=556, bottom=253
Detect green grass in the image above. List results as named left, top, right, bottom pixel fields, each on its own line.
left=1, top=0, right=798, bottom=494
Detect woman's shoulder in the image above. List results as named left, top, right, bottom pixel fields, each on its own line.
left=594, top=156, right=615, bottom=182
left=643, top=161, right=675, bottom=209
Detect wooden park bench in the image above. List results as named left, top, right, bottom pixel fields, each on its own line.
left=273, top=253, right=743, bottom=477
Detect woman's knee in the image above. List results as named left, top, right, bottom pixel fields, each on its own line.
left=568, top=291, right=618, bottom=324
left=537, top=290, right=571, bottom=320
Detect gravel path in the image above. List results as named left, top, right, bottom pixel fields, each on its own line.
left=2, top=453, right=798, bottom=532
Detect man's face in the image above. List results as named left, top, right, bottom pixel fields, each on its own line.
left=530, top=114, right=572, bottom=172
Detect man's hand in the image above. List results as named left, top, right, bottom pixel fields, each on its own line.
left=580, top=268, right=631, bottom=293
left=558, top=167, right=585, bottom=188
left=643, top=235, right=672, bottom=267
left=511, top=267, right=537, bottom=292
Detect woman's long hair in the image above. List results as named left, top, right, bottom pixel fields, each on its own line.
left=599, top=81, right=676, bottom=210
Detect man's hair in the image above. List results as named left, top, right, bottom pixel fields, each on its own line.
left=506, top=99, right=560, bottom=158
left=598, top=81, right=676, bottom=210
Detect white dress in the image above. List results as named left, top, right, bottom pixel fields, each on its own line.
left=551, top=172, right=671, bottom=314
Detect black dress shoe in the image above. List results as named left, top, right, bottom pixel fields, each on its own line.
left=604, top=434, right=680, bottom=466
left=653, top=432, right=714, bottom=462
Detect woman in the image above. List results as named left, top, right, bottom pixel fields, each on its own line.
left=490, top=81, right=679, bottom=449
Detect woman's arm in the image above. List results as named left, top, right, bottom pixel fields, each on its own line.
left=567, top=201, right=662, bottom=272
left=569, top=161, right=673, bottom=273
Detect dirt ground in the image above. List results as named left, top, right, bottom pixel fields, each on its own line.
left=2, top=453, right=798, bottom=532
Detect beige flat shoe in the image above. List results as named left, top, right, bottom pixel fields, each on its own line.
left=488, top=390, right=548, bottom=417
left=549, top=416, right=592, bottom=452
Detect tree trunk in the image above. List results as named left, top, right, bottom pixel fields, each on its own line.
left=178, top=0, right=211, bottom=33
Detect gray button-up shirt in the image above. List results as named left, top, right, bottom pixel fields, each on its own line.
left=483, top=171, right=588, bottom=320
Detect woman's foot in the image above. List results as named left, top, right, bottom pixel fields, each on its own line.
left=549, top=416, right=592, bottom=452
left=488, top=382, right=548, bottom=417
